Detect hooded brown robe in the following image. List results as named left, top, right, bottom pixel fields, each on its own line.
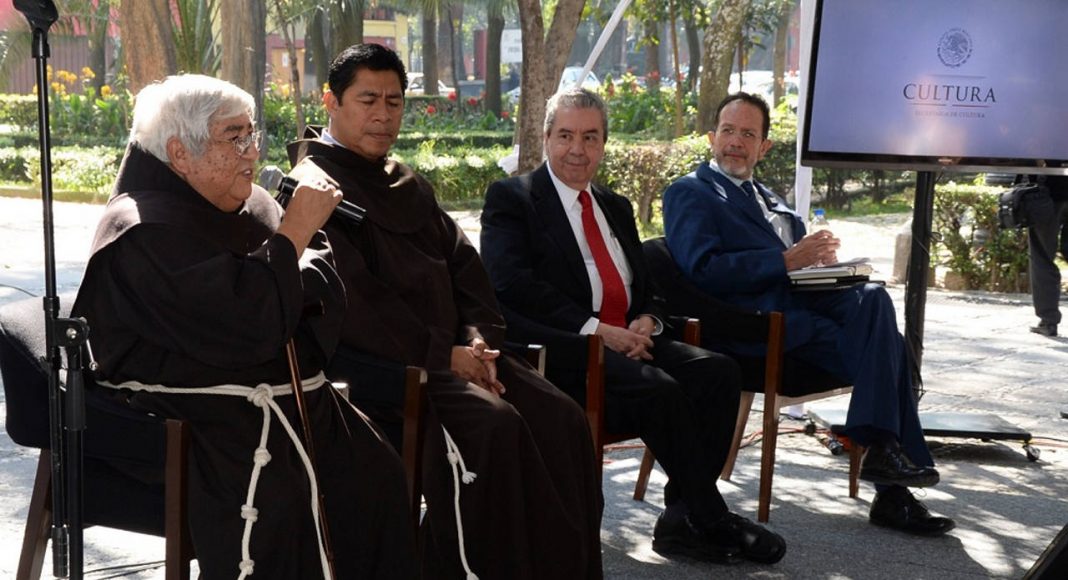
left=288, top=129, right=603, bottom=579
left=72, top=145, right=417, bottom=579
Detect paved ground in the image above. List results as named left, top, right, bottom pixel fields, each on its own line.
left=1, top=197, right=1067, bottom=579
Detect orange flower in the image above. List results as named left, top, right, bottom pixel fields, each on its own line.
left=100, top=85, right=113, bottom=98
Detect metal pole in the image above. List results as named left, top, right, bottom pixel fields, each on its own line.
left=14, top=2, right=83, bottom=577
left=904, top=170, right=936, bottom=397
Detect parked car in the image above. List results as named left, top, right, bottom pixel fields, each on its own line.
left=505, top=67, right=600, bottom=103
left=406, top=72, right=454, bottom=96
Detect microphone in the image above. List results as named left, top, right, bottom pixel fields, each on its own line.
left=260, top=165, right=366, bottom=227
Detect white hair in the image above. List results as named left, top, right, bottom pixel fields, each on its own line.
left=129, top=74, right=256, bottom=163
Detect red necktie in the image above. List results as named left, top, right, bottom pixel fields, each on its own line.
left=578, top=190, right=628, bottom=327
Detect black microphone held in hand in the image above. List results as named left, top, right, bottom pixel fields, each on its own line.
left=260, top=165, right=366, bottom=226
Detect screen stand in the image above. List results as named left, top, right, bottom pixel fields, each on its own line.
left=904, top=171, right=1037, bottom=459
left=810, top=171, right=1039, bottom=463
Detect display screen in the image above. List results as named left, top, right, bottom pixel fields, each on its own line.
left=801, top=0, right=1068, bottom=174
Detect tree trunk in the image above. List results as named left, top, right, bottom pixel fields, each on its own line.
left=485, top=8, right=505, bottom=116
left=422, top=9, right=439, bottom=95
left=772, top=1, right=792, bottom=107
left=271, top=0, right=305, bottom=139
left=450, top=3, right=464, bottom=88
left=119, top=0, right=177, bottom=94
left=683, top=14, right=701, bottom=93
left=87, top=2, right=109, bottom=92
left=437, top=4, right=453, bottom=88
left=308, top=8, right=330, bottom=92
left=697, top=0, right=751, bottom=132
left=644, top=20, right=660, bottom=91
left=220, top=0, right=266, bottom=150
left=515, top=0, right=586, bottom=173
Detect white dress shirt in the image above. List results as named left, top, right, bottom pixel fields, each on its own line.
left=546, top=164, right=634, bottom=335
left=710, top=162, right=794, bottom=247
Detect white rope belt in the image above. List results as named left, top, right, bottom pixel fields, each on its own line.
left=97, top=372, right=332, bottom=580
left=442, top=426, right=478, bottom=579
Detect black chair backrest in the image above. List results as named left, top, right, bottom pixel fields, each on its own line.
left=641, top=237, right=849, bottom=395
left=0, top=295, right=61, bottom=448
left=642, top=237, right=770, bottom=342
left=0, top=294, right=172, bottom=534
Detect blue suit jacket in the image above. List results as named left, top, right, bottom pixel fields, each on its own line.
left=662, top=162, right=815, bottom=352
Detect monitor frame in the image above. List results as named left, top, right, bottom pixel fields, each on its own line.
left=799, top=0, right=1068, bottom=176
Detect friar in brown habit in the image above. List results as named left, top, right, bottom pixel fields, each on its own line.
left=72, top=74, right=416, bottom=579
left=287, top=44, right=604, bottom=579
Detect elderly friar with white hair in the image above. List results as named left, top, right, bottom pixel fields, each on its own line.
left=71, top=74, right=417, bottom=579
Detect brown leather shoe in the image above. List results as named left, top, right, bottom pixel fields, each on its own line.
left=870, top=487, right=956, bottom=537
left=860, top=443, right=940, bottom=487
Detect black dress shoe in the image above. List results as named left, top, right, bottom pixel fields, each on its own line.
left=1031, top=323, right=1057, bottom=337
left=870, top=486, right=956, bottom=537
left=705, top=512, right=787, bottom=564
left=652, top=510, right=740, bottom=564
left=860, top=443, right=940, bottom=487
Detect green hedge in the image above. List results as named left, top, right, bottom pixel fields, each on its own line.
left=932, top=180, right=1028, bottom=291
left=0, top=94, right=39, bottom=129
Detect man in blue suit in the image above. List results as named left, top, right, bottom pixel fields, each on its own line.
left=662, top=92, right=955, bottom=537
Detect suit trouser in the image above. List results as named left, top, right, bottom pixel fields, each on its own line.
left=1026, top=194, right=1068, bottom=326
left=600, top=336, right=741, bottom=525
left=789, top=283, right=933, bottom=469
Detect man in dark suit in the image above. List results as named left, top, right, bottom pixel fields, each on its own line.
left=1021, top=175, right=1068, bottom=337
left=662, top=92, right=955, bottom=536
left=480, top=87, right=786, bottom=566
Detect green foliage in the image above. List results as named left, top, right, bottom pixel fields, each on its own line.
left=932, top=180, right=1029, bottom=292
left=396, top=131, right=513, bottom=150
left=402, top=94, right=515, bottom=133
left=261, top=82, right=327, bottom=146
left=173, top=0, right=221, bottom=75
left=0, top=94, right=38, bottom=128
left=600, top=74, right=698, bottom=138
left=597, top=135, right=709, bottom=234
left=0, top=145, right=125, bottom=201
left=0, top=68, right=130, bottom=146
left=50, top=83, right=131, bottom=147
left=393, top=143, right=511, bottom=209
left=0, top=146, right=29, bottom=179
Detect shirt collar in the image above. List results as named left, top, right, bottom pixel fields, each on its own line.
left=546, top=162, right=589, bottom=209
left=320, top=127, right=343, bottom=148
left=709, top=162, right=755, bottom=194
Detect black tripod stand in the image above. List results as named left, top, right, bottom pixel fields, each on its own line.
left=14, top=1, right=90, bottom=577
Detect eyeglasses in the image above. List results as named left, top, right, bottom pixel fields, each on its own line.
left=215, top=130, right=262, bottom=156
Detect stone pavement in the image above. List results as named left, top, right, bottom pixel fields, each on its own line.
left=1, top=197, right=1067, bottom=579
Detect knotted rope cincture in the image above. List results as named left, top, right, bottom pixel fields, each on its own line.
left=98, top=373, right=333, bottom=580
left=441, top=426, right=479, bottom=580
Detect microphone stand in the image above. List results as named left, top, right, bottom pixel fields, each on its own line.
left=14, top=1, right=90, bottom=577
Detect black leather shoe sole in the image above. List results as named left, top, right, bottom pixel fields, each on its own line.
left=859, top=469, right=939, bottom=488
left=652, top=537, right=740, bottom=565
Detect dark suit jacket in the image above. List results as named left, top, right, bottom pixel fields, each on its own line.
left=663, top=162, right=817, bottom=352
left=480, top=163, right=665, bottom=371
